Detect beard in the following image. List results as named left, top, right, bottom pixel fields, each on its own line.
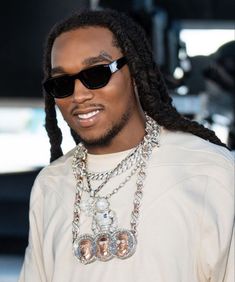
left=79, top=110, right=131, bottom=149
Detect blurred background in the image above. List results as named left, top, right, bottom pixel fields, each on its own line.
left=0, top=0, right=234, bottom=281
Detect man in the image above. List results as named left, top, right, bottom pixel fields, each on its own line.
left=115, top=231, right=129, bottom=258
left=79, top=238, right=93, bottom=261
left=96, top=235, right=111, bottom=260
left=19, top=9, right=234, bottom=282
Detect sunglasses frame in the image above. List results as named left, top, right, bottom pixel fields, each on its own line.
left=43, top=57, right=127, bottom=99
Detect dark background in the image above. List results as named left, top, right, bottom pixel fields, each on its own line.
left=0, top=0, right=234, bottom=98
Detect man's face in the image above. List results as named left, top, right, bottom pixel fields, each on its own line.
left=51, top=26, right=144, bottom=153
left=80, top=239, right=91, bottom=257
left=97, top=236, right=109, bottom=256
left=117, top=232, right=128, bottom=254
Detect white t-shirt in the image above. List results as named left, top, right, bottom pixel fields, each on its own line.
left=19, top=128, right=234, bottom=282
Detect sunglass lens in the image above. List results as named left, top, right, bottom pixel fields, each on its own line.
left=45, top=76, right=74, bottom=98
left=81, top=65, right=111, bottom=89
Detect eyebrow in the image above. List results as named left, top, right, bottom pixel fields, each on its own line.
left=50, top=51, right=113, bottom=77
left=82, top=51, right=113, bottom=66
left=50, top=66, right=66, bottom=76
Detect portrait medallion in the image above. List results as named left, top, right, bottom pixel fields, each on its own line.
left=73, top=234, right=96, bottom=264
left=111, top=229, right=137, bottom=259
left=95, top=233, right=113, bottom=261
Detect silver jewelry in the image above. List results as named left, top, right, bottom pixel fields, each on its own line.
left=87, top=145, right=141, bottom=181
left=72, top=115, right=160, bottom=264
left=84, top=145, right=142, bottom=196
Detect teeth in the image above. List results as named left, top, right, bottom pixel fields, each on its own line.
left=78, top=110, right=100, bottom=119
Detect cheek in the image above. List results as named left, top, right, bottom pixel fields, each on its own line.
left=101, top=87, right=133, bottom=115
left=55, top=100, right=71, bottom=121
left=101, top=74, right=134, bottom=106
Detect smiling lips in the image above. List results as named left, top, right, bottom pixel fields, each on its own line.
left=76, top=109, right=101, bottom=127
left=78, top=110, right=100, bottom=120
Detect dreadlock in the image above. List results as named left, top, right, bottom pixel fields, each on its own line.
left=43, top=9, right=227, bottom=162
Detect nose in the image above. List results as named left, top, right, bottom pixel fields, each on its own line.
left=72, top=79, right=94, bottom=104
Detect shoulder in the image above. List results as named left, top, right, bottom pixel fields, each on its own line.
left=150, top=127, right=234, bottom=194
left=155, top=127, right=234, bottom=167
left=37, top=147, right=76, bottom=181
left=159, top=127, right=233, bottom=163
left=29, top=147, right=76, bottom=204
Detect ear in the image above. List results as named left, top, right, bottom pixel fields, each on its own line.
left=132, top=79, right=138, bottom=95
left=132, top=79, right=144, bottom=114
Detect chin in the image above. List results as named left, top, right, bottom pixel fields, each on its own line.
left=79, top=132, right=113, bottom=148
left=77, top=111, right=131, bottom=149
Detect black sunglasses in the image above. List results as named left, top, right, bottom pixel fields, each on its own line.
left=43, top=57, right=127, bottom=99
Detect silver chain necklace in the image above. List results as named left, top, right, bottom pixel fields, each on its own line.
left=72, top=115, right=160, bottom=264
left=87, top=144, right=141, bottom=181
left=84, top=146, right=142, bottom=197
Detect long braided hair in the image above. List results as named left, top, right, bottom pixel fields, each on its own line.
left=43, top=9, right=227, bottom=162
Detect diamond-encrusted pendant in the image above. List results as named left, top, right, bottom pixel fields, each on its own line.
left=73, top=234, right=96, bottom=265
left=110, top=229, right=137, bottom=259
left=80, top=197, right=95, bottom=216
left=73, top=229, right=137, bottom=264
left=92, top=198, right=118, bottom=234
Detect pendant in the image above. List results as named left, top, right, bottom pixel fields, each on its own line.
left=92, top=197, right=118, bottom=234
left=73, top=229, right=137, bottom=264
left=110, top=229, right=137, bottom=259
left=95, top=232, right=113, bottom=261
left=73, top=234, right=96, bottom=265
left=80, top=197, right=95, bottom=217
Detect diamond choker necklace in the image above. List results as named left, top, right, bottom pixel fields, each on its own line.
left=72, top=115, right=160, bottom=264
